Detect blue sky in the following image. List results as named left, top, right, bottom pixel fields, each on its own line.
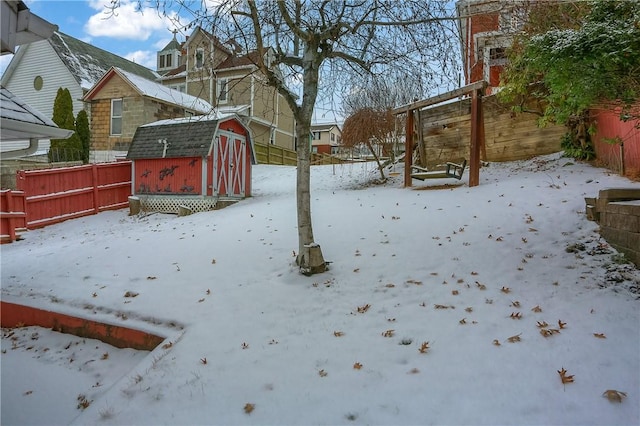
left=1, top=0, right=184, bottom=75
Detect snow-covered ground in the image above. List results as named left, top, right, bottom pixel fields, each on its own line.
left=1, top=153, right=639, bottom=425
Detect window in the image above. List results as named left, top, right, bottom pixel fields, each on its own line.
left=330, top=133, right=335, bottom=141
left=195, top=48, right=204, bottom=69
left=165, top=53, right=172, bottom=68
left=312, top=131, right=321, bottom=140
left=170, top=84, right=186, bottom=93
left=159, top=55, right=165, bottom=69
left=217, top=78, right=228, bottom=103
left=111, top=99, right=123, bottom=135
left=33, top=76, right=43, bottom=91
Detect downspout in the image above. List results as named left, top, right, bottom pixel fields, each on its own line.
left=1, top=137, right=39, bottom=159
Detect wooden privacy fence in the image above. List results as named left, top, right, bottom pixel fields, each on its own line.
left=0, top=162, right=133, bottom=242
left=591, top=107, right=640, bottom=179
left=1, top=189, right=27, bottom=243
left=254, top=142, right=297, bottom=166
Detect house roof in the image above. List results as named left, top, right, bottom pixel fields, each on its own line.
left=83, top=67, right=212, bottom=114
left=311, top=123, right=341, bottom=133
left=0, top=86, right=73, bottom=141
left=47, top=31, right=159, bottom=89
left=128, top=114, right=254, bottom=162
left=183, top=26, right=232, bottom=56
left=160, top=33, right=182, bottom=52
left=216, top=50, right=259, bottom=70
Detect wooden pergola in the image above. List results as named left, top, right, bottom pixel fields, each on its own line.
left=392, top=81, right=486, bottom=187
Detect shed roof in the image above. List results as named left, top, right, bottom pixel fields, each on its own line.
left=127, top=114, right=252, bottom=160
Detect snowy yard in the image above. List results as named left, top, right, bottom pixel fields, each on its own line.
left=1, top=154, right=639, bottom=425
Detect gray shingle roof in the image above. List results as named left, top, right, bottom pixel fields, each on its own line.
left=49, top=31, right=158, bottom=89
left=127, top=118, right=220, bottom=159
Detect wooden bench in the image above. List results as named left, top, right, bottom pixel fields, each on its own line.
left=411, top=160, right=467, bottom=181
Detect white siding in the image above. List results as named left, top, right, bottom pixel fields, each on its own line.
left=3, top=40, right=83, bottom=119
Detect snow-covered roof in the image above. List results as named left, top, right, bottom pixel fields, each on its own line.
left=84, top=67, right=212, bottom=114
left=0, top=86, right=72, bottom=141
left=115, top=68, right=212, bottom=114
left=48, top=31, right=159, bottom=90
left=141, top=112, right=236, bottom=128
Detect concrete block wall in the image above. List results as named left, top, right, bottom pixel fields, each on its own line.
left=600, top=201, right=640, bottom=266
left=586, top=188, right=640, bottom=266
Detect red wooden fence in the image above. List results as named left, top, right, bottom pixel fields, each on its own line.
left=591, top=108, right=640, bottom=178
left=1, top=189, right=27, bottom=243
left=0, top=162, right=133, bottom=242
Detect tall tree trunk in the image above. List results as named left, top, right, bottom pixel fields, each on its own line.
left=295, top=44, right=327, bottom=275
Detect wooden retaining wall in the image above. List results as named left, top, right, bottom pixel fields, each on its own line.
left=418, top=93, right=566, bottom=168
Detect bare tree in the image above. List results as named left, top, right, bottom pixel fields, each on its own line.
left=114, top=0, right=459, bottom=275
left=342, top=108, right=395, bottom=180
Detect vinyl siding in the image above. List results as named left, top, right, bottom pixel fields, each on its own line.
left=3, top=40, right=84, bottom=118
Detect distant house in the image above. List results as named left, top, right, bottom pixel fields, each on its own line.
left=156, top=27, right=296, bottom=151
left=456, top=0, right=526, bottom=94
left=0, top=0, right=72, bottom=162
left=1, top=30, right=158, bottom=159
left=310, top=123, right=342, bottom=155
left=127, top=114, right=255, bottom=213
left=82, top=67, right=212, bottom=158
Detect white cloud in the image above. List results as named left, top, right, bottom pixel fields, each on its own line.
left=0, top=54, right=14, bottom=77
left=84, top=0, right=178, bottom=41
left=124, top=50, right=156, bottom=70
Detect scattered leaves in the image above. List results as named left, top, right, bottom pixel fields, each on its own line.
left=146, top=276, right=156, bottom=280
left=418, top=341, right=430, bottom=354
left=211, top=258, right=216, bottom=264
left=558, top=367, right=574, bottom=385
left=540, top=328, right=560, bottom=338
left=492, top=339, right=501, bottom=346
left=198, top=298, right=205, bottom=303
left=318, top=369, right=328, bottom=377
left=101, top=352, right=109, bottom=360
left=23, top=390, right=33, bottom=396
left=381, top=329, right=395, bottom=338
left=501, top=286, right=511, bottom=294
left=241, top=342, right=249, bottom=349
left=244, top=403, right=255, bottom=414
left=602, top=390, right=626, bottom=403
left=77, top=394, right=91, bottom=410
left=465, top=307, right=473, bottom=313
left=123, top=291, right=139, bottom=298
left=507, top=334, right=522, bottom=343
left=406, top=279, right=422, bottom=285
left=476, top=281, right=486, bottom=290
left=593, top=333, right=606, bottom=339
left=333, top=331, right=345, bottom=337
left=162, top=341, right=173, bottom=349
left=434, top=304, right=455, bottom=309
left=531, top=305, right=542, bottom=313
left=357, top=304, right=371, bottom=313
left=353, top=362, right=363, bottom=370
left=537, top=321, right=549, bottom=328
left=459, top=318, right=467, bottom=325
left=452, top=290, right=459, bottom=296
left=511, top=301, right=521, bottom=308
left=206, top=289, right=211, bottom=295
left=408, top=368, right=420, bottom=374
left=510, top=312, right=522, bottom=320
left=200, top=357, right=207, bottom=365
left=558, top=320, right=567, bottom=329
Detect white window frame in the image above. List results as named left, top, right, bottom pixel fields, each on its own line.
left=195, top=48, right=204, bottom=69
left=217, top=78, right=228, bottom=103
left=110, top=99, right=123, bottom=135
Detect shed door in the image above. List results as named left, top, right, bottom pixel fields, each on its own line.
left=214, top=131, right=246, bottom=197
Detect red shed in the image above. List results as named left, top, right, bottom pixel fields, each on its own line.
left=127, top=114, right=256, bottom=213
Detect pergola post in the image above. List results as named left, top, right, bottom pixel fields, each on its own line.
left=469, top=88, right=484, bottom=187
left=404, top=109, right=414, bottom=187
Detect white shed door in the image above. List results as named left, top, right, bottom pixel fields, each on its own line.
left=214, top=131, right=246, bottom=197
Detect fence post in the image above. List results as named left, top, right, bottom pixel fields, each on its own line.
left=92, top=164, right=100, bottom=214
left=5, top=190, right=16, bottom=242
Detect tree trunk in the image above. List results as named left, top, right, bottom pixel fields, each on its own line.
left=366, top=140, right=386, bottom=181
left=294, top=46, right=327, bottom=275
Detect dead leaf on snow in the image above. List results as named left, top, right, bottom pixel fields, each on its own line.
left=558, top=367, right=574, bottom=385
left=593, top=333, right=606, bottom=339
left=244, top=403, right=255, bottom=414
left=602, top=389, right=626, bottom=403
